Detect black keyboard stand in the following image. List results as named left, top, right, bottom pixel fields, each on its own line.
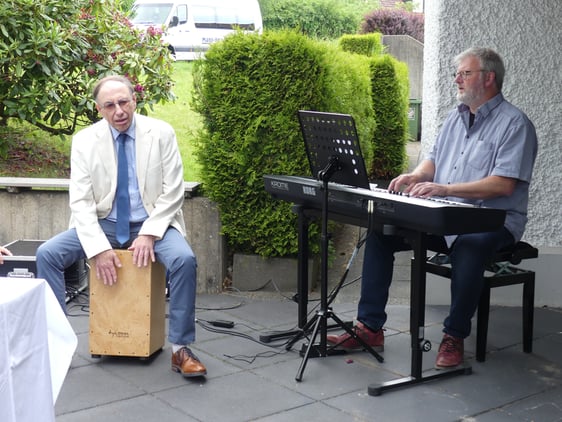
left=290, top=215, right=471, bottom=393
left=367, top=229, right=472, bottom=396
left=258, top=205, right=310, bottom=344
left=259, top=204, right=357, bottom=344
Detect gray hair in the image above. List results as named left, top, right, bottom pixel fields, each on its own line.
left=454, top=47, right=505, bottom=91
left=93, top=75, right=135, bottom=102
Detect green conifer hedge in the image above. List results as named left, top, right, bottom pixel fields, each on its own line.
left=192, top=30, right=407, bottom=257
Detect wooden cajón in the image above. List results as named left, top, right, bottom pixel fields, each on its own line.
left=89, top=249, right=166, bottom=358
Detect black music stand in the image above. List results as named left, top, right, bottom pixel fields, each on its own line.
left=291, top=111, right=383, bottom=382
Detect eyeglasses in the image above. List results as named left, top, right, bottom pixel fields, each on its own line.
left=454, top=70, right=486, bottom=80
left=101, top=99, right=133, bottom=112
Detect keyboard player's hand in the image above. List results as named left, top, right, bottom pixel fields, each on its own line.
left=407, top=181, right=448, bottom=198
left=389, top=161, right=436, bottom=195
left=388, top=173, right=425, bottom=194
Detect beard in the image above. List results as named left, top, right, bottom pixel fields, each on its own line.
left=457, top=81, right=485, bottom=106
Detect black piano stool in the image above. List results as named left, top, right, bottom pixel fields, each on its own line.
left=426, top=241, right=538, bottom=362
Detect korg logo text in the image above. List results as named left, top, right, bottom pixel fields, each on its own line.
left=271, top=181, right=289, bottom=191
left=303, top=186, right=316, bottom=196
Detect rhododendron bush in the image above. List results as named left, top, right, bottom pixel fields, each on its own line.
left=0, top=0, right=174, bottom=136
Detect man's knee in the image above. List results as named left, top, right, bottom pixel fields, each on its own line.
left=165, top=248, right=197, bottom=272
left=179, top=251, right=197, bottom=270
left=36, top=241, right=55, bottom=265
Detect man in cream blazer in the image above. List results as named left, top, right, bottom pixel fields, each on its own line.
left=37, top=75, right=206, bottom=377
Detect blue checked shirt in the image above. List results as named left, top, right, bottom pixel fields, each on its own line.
left=427, top=93, right=537, bottom=242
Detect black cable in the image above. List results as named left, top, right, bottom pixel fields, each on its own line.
left=195, top=300, right=244, bottom=311
left=196, top=318, right=296, bottom=349
left=66, top=292, right=90, bottom=316
left=325, top=227, right=367, bottom=305
left=224, top=350, right=289, bottom=364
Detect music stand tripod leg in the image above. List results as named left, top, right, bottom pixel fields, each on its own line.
left=295, top=309, right=326, bottom=381
left=329, top=311, right=383, bottom=363
left=286, top=228, right=366, bottom=351
left=295, top=307, right=384, bottom=382
left=295, top=160, right=340, bottom=381
left=296, top=161, right=384, bottom=382
left=285, top=311, right=319, bottom=350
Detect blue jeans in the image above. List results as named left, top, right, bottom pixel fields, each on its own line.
left=36, top=220, right=198, bottom=345
left=358, top=227, right=515, bottom=339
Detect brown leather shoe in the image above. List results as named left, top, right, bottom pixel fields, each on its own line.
left=171, top=347, right=207, bottom=377
left=435, top=334, right=464, bottom=368
left=326, top=321, right=384, bottom=352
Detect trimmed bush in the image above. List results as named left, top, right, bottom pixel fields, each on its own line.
left=338, top=33, right=409, bottom=180
left=192, top=30, right=375, bottom=257
left=260, top=0, right=360, bottom=39
left=321, top=48, right=376, bottom=169
left=369, top=54, right=409, bottom=180
left=339, top=33, right=384, bottom=57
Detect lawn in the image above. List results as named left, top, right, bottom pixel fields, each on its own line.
left=148, top=61, right=203, bottom=182
left=0, top=62, right=202, bottom=182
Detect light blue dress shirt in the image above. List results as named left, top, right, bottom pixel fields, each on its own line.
left=427, top=93, right=538, bottom=242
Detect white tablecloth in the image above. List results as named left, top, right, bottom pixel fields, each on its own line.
left=0, top=277, right=77, bottom=422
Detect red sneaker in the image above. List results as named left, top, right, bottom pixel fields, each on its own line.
left=435, top=334, right=464, bottom=368
left=326, top=321, right=384, bottom=352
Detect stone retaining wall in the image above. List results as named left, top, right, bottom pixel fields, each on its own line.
left=0, top=189, right=225, bottom=294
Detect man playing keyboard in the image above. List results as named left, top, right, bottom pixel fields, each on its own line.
left=327, top=47, right=538, bottom=368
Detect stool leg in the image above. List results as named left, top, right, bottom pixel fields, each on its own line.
left=476, top=283, right=491, bottom=362
left=522, top=275, right=535, bottom=354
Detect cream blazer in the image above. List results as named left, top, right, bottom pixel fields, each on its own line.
left=68, top=114, right=186, bottom=258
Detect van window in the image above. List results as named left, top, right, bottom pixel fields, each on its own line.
left=131, top=3, right=174, bottom=26
left=192, top=6, right=256, bottom=30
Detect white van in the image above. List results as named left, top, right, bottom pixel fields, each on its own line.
left=130, top=0, right=263, bottom=60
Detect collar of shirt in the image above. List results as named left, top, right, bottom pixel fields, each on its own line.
left=457, top=93, right=505, bottom=120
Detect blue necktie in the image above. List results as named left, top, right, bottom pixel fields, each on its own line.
left=115, top=133, right=130, bottom=246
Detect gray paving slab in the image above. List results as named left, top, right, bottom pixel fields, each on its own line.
left=55, top=364, right=148, bottom=415
left=254, top=353, right=390, bottom=401
left=534, top=332, right=562, bottom=367
left=153, top=371, right=314, bottom=422
left=56, top=395, right=198, bottom=422
left=218, top=297, right=302, bottom=329
left=54, top=292, right=562, bottom=422
left=475, top=385, right=562, bottom=421
left=326, top=385, right=479, bottom=421
left=251, top=401, right=358, bottom=422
